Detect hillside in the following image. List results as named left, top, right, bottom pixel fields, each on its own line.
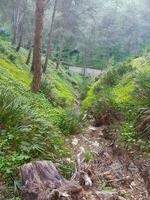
left=82, top=56, right=150, bottom=148
left=0, top=39, right=150, bottom=199
left=0, top=39, right=84, bottom=196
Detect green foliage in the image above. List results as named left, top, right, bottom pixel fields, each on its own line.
left=83, top=151, right=94, bottom=162
left=0, top=89, right=22, bottom=126
left=0, top=39, right=83, bottom=192
left=58, top=160, right=75, bottom=179
left=99, top=183, right=116, bottom=192
left=136, top=108, right=150, bottom=140
left=58, top=107, right=83, bottom=135
left=8, top=54, right=17, bottom=63
left=0, top=88, right=68, bottom=178
left=133, top=69, right=150, bottom=106
left=83, top=55, right=150, bottom=149
left=119, top=122, right=135, bottom=144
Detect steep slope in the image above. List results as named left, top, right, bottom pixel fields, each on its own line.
left=82, top=56, right=150, bottom=147
left=0, top=39, right=83, bottom=197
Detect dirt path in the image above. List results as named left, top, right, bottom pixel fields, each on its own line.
left=65, top=126, right=149, bottom=200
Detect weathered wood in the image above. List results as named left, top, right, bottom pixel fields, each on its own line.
left=20, top=160, right=83, bottom=200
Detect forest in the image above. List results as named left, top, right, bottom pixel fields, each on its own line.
left=0, top=0, right=150, bottom=199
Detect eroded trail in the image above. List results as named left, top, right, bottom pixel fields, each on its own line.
left=65, top=126, right=149, bottom=200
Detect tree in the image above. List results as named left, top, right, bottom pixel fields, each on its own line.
left=31, top=0, right=45, bottom=92
left=11, top=0, right=26, bottom=45
left=43, top=0, right=58, bottom=73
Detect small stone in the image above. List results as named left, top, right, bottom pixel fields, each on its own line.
left=72, top=138, right=78, bottom=146
left=130, top=181, right=136, bottom=187
left=92, top=141, right=99, bottom=147
left=88, top=126, right=97, bottom=131
left=96, top=191, right=118, bottom=200
left=128, top=162, right=138, bottom=173
left=103, top=171, right=114, bottom=181
left=118, top=196, right=126, bottom=200
left=98, top=130, right=104, bottom=136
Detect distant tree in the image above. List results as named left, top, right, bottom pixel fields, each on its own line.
left=31, top=0, right=45, bottom=92
left=16, top=0, right=27, bottom=52
left=43, top=0, right=58, bottom=73
left=11, top=0, right=26, bottom=45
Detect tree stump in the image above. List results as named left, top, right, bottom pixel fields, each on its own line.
left=20, top=160, right=83, bottom=200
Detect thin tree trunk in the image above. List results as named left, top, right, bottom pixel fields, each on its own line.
left=11, top=0, right=22, bottom=45
left=26, top=41, right=33, bottom=65
left=56, top=36, right=64, bottom=69
left=31, top=0, right=45, bottom=92
left=43, top=0, right=58, bottom=73
left=16, top=24, right=23, bottom=52
left=12, top=27, right=17, bottom=45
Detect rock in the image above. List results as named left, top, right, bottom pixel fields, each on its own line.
left=96, top=191, right=118, bottom=200
left=98, top=130, right=104, bottom=136
left=110, top=161, right=124, bottom=179
left=103, top=171, right=114, bottom=181
left=118, top=196, right=126, bottom=200
left=88, top=126, right=97, bottom=132
left=92, top=141, right=100, bottom=148
left=72, top=138, right=79, bottom=146
left=128, top=162, right=138, bottom=173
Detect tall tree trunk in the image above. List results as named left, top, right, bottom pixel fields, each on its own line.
left=43, top=0, right=58, bottom=73
left=31, top=0, right=45, bottom=92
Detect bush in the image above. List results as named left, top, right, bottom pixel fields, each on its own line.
left=133, top=70, right=150, bottom=106
left=0, top=88, right=67, bottom=179
left=58, top=107, right=83, bottom=135
left=136, top=108, right=150, bottom=140
left=0, top=89, right=22, bottom=127
left=40, top=79, right=55, bottom=100
left=8, top=54, right=16, bottom=63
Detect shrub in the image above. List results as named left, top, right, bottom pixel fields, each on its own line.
left=133, top=70, right=150, bottom=106
left=136, top=108, right=150, bottom=140
left=58, top=107, right=83, bottom=135
left=0, top=88, right=22, bottom=127
left=0, top=88, right=67, bottom=179
left=8, top=54, right=16, bottom=63
left=40, top=79, right=55, bottom=100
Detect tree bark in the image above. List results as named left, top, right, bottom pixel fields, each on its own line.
left=31, top=0, right=45, bottom=92
left=20, top=161, right=83, bottom=200
left=43, top=0, right=58, bottom=73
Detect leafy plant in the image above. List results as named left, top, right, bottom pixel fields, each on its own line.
left=58, top=107, right=83, bottom=135
left=83, top=151, right=94, bottom=162
left=136, top=108, right=150, bottom=140
left=133, top=70, right=150, bottom=106
left=0, top=88, right=22, bottom=127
